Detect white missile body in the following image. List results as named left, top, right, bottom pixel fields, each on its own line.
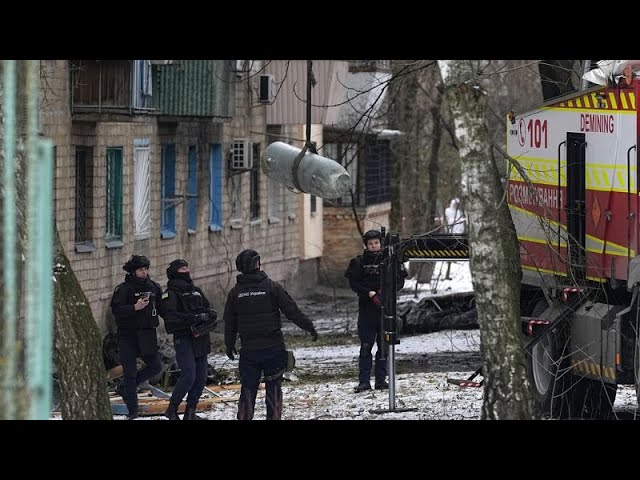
left=262, top=141, right=352, bottom=199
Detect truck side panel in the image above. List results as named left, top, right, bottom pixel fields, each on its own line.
left=507, top=86, right=638, bottom=284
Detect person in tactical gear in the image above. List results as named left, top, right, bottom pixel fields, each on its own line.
left=162, top=259, right=217, bottom=420
left=110, top=255, right=164, bottom=419
left=345, top=230, right=407, bottom=393
left=223, top=249, right=318, bottom=420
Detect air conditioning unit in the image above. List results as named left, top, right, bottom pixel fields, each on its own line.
left=258, top=74, right=275, bottom=103
left=230, top=139, right=253, bottom=170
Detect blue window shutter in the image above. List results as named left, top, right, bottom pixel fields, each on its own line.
left=161, top=144, right=176, bottom=238
left=187, top=145, right=198, bottom=231
left=209, top=144, right=223, bottom=231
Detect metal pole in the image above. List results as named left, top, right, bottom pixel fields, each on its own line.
left=370, top=233, right=416, bottom=415
left=25, top=60, right=54, bottom=419
left=387, top=326, right=396, bottom=411
left=387, top=240, right=397, bottom=411
left=2, top=60, right=18, bottom=419
left=306, top=60, right=312, bottom=149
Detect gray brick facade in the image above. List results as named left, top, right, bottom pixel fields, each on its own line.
left=41, top=60, right=304, bottom=333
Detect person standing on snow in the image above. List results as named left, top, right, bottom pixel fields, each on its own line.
left=345, top=229, right=407, bottom=393
left=445, top=198, right=465, bottom=234
left=162, top=259, right=217, bottom=420
left=223, top=249, right=318, bottom=420
left=110, top=255, right=164, bottom=419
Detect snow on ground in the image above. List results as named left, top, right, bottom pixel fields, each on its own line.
left=399, top=261, right=474, bottom=304
left=111, top=329, right=484, bottom=421
left=54, top=262, right=640, bottom=420
left=197, top=328, right=484, bottom=420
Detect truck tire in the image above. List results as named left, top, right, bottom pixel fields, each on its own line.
left=525, top=299, right=566, bottom=418
left=563, top=375, right=617, bottom=419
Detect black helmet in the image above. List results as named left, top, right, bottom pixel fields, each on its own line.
left=123, top=255, right=150, bottom=274
left=362, top=229, right=382, bottom=245
left=166, top=258, right=188, bottom=280
left=236, top=249, right=261, bottom=273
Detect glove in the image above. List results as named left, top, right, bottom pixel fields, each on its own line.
left=371, top=294, right=382, bottom=307
left=226, top=346, right=237, bottom=360
left=194, top=312, right=209, bottom=322
left=190, top=313, right=217, bottom=338
left=309, top=327, right=318, bottom=342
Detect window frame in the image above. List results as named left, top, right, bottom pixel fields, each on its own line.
left=209, top=143, right=224, bottom=232
left=133, top=140, right=151, bottom=240
left=161, top=144, right=176, bottom=239
left=74, top=146, right=95, bottom=252
left=105, top=147, right=124, bottom=248
left=187, top=145, right=198, bottom=233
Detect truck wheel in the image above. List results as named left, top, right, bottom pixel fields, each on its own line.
left=525, top=299, right=565, bottom=418
left=563, top=375, right=617, bottom=419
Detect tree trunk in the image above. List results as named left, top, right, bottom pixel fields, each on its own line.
left=52, top=228, right=112, bottom=419
left=438, top=60, right=535, bottom=419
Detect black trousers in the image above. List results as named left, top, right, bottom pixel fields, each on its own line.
left=357, top=302, right=387, bottom=385
left=237, top=346, right=287, bottom=420
left=117, top=328, right=162, bottom=415
left=170, top=334, right=208, bottom=408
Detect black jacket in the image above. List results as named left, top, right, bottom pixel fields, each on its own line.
left=345, top=250, right=407, bottom=306
left=345, top=250, right=383, bottom=297
left=111, top=274, right=164, bottom=330
left=224, top=270, right=315, bottom=352
left=162, top=277, right=213, bottom=355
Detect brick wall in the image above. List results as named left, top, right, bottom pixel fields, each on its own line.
left=321, top=203, right=391, bottom=288
left=41, top=60, right=305, bottom=334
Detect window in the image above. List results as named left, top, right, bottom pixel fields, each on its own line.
left=268, top=176, right=282, bottom=223
left=365, top=140, right=391, bottom=204
left=133, top=140, right=150, bottom=240
left=348, top=60, right=391, bottom=73
left=106, top=147, right=123, bottom=246
left=209, top=144, right=223, bottom=231
left=70, top=60, right=132, bottom=111
left=284, top=186, right=297, bottom=220
left=75, top=146, right=94, bottom=251
left=266, top=125, right=283, bottom=223
left=161, top=144, right=176, bottom=238
left=187, top=145, right=198, bottom=232
left=132, top=60, right=153, bottom=109
left=250, top=143, right=260, bottom=221
left=308, top=142, right=316, bottom=216
left=230, top=176, right=242, bottom=222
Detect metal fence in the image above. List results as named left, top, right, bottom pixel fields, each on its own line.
left=1, top=60, right=54, bottom=419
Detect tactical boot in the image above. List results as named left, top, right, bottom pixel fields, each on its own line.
left=353, top=382, right=372, bottom=393
left=374, top=380, right=389, bottom=390
left=127, top=410, right=139, bottom=420
left=164, top=403, right=180, bottom=420
left=183, top=405, right=205, bottom=420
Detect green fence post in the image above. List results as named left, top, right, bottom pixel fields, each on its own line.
left=1, top=60, right=18, bottom=420
left=24, top=60, right=54, bottom=420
